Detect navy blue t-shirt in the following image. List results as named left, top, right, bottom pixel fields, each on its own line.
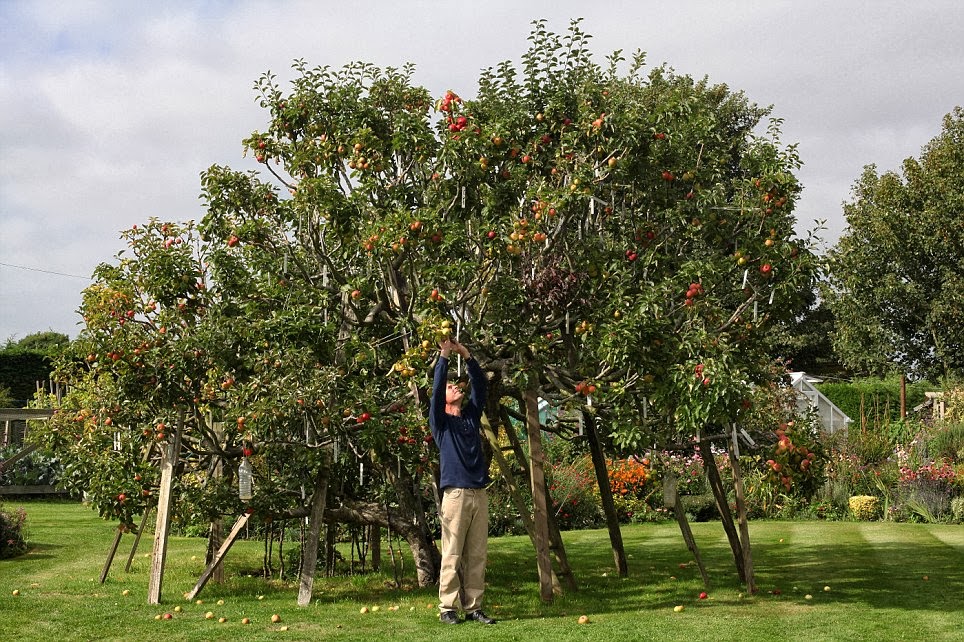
left=429, top=356, right=490, bottom=491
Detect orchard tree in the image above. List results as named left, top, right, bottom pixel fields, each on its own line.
left=825, top=107, right=964, bottom=381
left=37, top=20, right=819, bottom=599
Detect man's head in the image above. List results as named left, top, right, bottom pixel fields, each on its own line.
left=445, top=380, right=466, bottom=405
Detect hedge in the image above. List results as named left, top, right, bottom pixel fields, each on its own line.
left=817, top=377, right=941, bottom=429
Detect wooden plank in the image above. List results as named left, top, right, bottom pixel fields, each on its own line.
left=524, top=386, right=554, bottom=603
left=0, top=483, right=69, bottom=496
left=147, top=409, right=184, bottom=605
left=0, top=408, right=56, bottom=421
left=185, top=512, right=252, bottom=601
left=697, top=437, right=746, bottom=583
left=0, top=445, right=40, bottom=474
left=728, top=426, right=756, bottom=594
left=664, top=469, right=711, bottom=588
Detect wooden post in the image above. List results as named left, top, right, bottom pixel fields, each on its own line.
left=664, top=469, right=710, bottom=588
left=524, top=386, right=554, bottom=603
left=728, top=426, right=755, bottom=593
left=583, top=410, right=628, bottom=577
left=697, top=437, right=746, bottom=583
left=100, top=527, right=125, bottom=584
left=125, top=504, right=155, bottom=572
left=297, top=460, right=330, bottom=606
left=370, top=525, right=381, bottom=572
left=147, top=408, right=184, bottom=605
left=494, top=410, right=578, bottom=594
left=900, top=375, right=907, bottom=419
left=185, top=512, right=252, bottom=600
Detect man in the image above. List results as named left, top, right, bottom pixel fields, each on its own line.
left=429, top=338, right=496, bottom=625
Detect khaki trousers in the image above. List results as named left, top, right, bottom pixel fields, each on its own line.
left=438, top=487, right=488, bottom=613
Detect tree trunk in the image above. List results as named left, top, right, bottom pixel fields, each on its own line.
left=583, top=409, right=628, bottom=577
left=324, top=499, right=440, bottom=587
left=207, top=519, right=225, bottom=585
left=298, top=462, right=330, bottom=606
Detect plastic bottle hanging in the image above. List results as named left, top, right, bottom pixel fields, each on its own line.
left=238, top=456, right=253, bottom=501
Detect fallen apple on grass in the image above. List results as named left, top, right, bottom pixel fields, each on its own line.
left=673, top=605, right=685, bottom=612
left=578, top=615, right=590, bottom=624
left=271, top=614, right=282, bottom=623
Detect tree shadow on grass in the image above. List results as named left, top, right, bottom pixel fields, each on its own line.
left=22, top=541, right=64, bottom=559
left=484, top=524, right=964, bottom=618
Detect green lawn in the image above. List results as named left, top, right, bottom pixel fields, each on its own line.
left=1, top=501, right=962, bottom=641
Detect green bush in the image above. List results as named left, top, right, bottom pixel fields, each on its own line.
left=896, top=461, right=957, bottom=522
left=928, top=423, right=964, bottom=463
left=0, top=503, right=28, bottom=559
left=547, top=456, right=603, bottom=531
left=818, top=377, right=938, bottom=431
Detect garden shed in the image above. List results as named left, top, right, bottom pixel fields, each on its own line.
left=788, top=372, right=851, bottom=435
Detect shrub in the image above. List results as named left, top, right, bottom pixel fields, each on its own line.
left=547, top=456, right=602, bottom=531
left=895, top=461, right=957, bottom=521
left=951, top=496, right=964, bottom=523
left=928, top=423, right=964, bottom=463
left=487, top=477, right=530, bottom=537
left=0, top=504, right=28, bottom=559
left=654, top=451, right=706, bottom=496
left=849, top=495, right=880, bottom=520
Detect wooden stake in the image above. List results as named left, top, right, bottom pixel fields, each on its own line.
left=583, top=410, right=628, bottom=577
left=728, top=425, right=756, bottom=593
left=481, top=415, right=566, bottom=593
left=147, top=408, right=184, bottom=605
left=100, top=527, right=124, bottom=584
left=524, top=386, right=554, bottom=603
left=664, top=469, right=710, bottom=588
left=124, top=504, right=155, bottom=573
left=185, top=512, right=252, bottom=601
left=697, top=437, right=746, bottom=583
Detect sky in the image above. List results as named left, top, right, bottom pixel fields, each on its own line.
left=1, top=0, right=961, bottom=342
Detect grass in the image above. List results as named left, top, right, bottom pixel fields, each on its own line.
left=1, top=501, right=962, bottom=641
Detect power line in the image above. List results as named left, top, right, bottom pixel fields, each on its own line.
left=0, top=261, right=92, bottom=280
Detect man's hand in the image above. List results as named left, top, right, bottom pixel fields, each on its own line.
left=439, top=339, right=470, bottom=360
